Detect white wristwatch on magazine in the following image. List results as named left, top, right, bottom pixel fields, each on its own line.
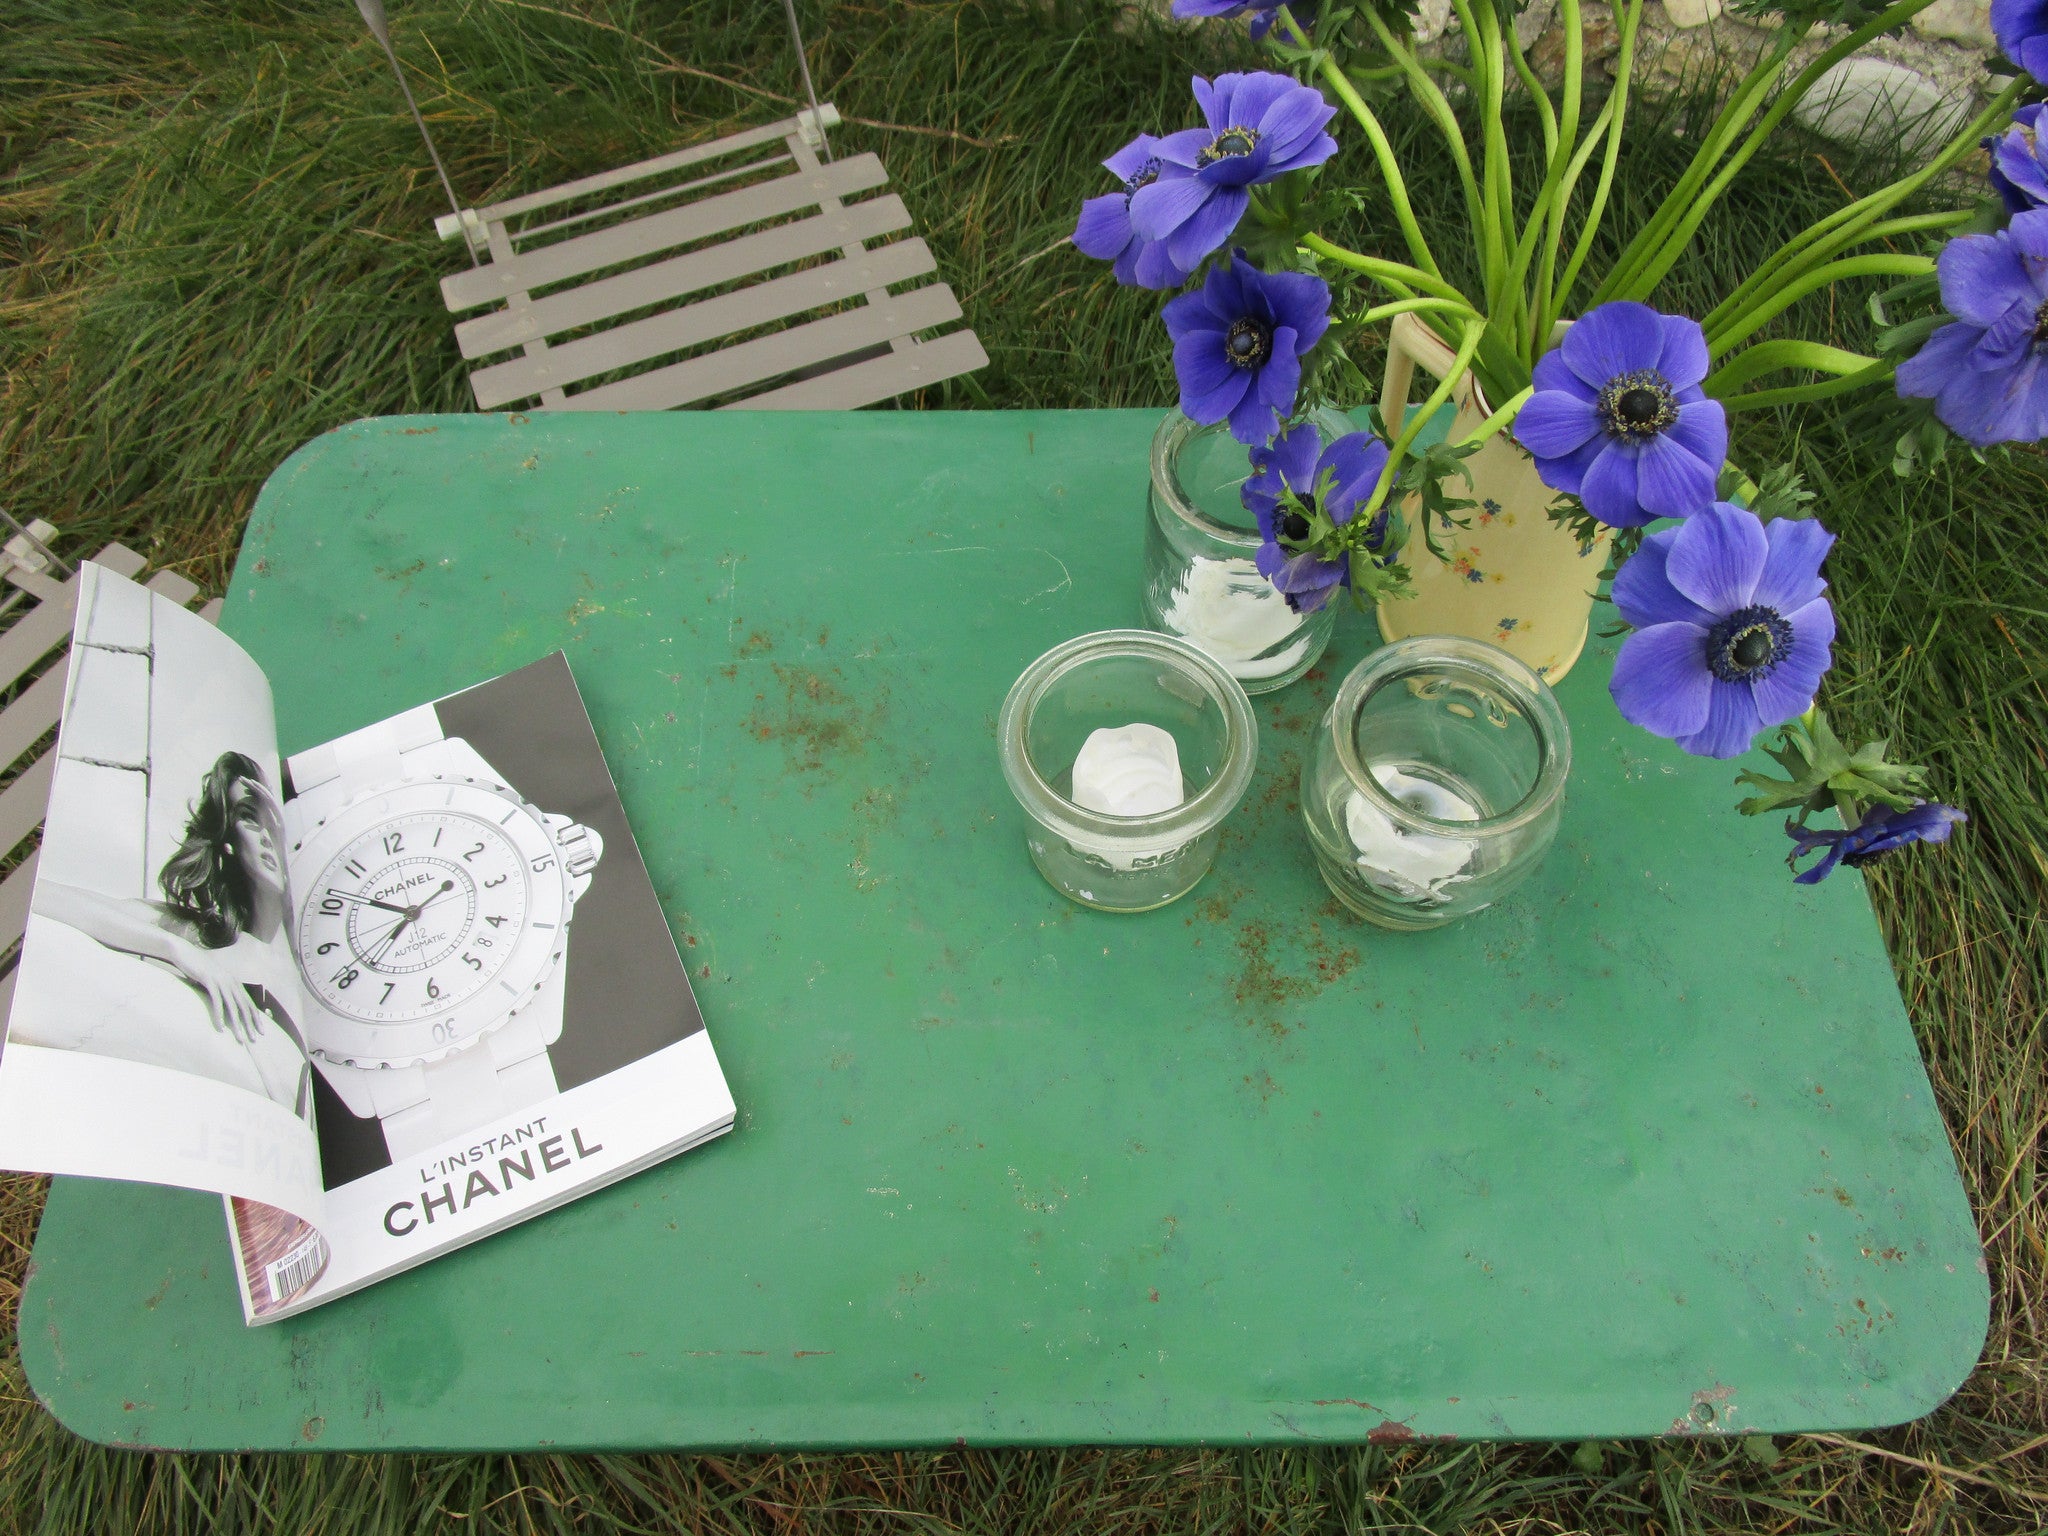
left=282, top=705, right=603, bottom=1159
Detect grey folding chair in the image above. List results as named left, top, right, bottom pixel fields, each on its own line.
left=0, top=518, right=218, bottom=1028
left=359, top=0, right=988, bottom=413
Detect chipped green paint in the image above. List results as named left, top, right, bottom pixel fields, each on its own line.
left=21, top=411, right=1985, bottom=1452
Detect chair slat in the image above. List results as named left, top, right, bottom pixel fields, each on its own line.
left=145, top=570, right=201, bottom=606
left=0, top=848, right=38, bottom=961
left=509, top=154, right=796, bottom=246
left=441, top=155, right=891, bottom=313
left=0, top=752, right=56, bottom=862
left=0, top=584, right=80, bottom=698
left=731, top=328, right=992, bottom=411
left=467, top=118, right=803, bottom=226
left=551, top=283, right=964, bottom=413
left=470, top=239, right=939, bottom=409
left=0, top=667, right=65, bottom=779
left=455, top=196, right=913, bottom=360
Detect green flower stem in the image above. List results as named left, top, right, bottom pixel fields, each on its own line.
left=1591, top=26, right=1806, bottom=307
left=1365, top=319, right=1488, bottom=519
left=1303, top=233, right=1474, bottom=305
left=1357, top=296, right=1485, bottom=326
left=1455, top=384, right=1534, bottom=450
left=1704, top=253, right=1934, bottom=356
left=1505, top=0, right=1585, bottom=358
left=1700, top=80, right=2020, bottom=334
left=1545, top=0, right=1640, bottom=331
left=1532, top=65, right=1623, bottom=342
left=1614, top=0, right=1946, bottom=301
left=1702, top=339, right=1879, bottom=396
left=1448, top=0, right=1511, bottom=313
left=1702, top=210, right=1975, bottom=336
left=1717, top=359, right=1893, bottom=414
left=1360, top=9, right=1485, bottom=245
left=1278, top=5, right=1444, bottom=280
left=1501, top=10, right=1559, bottom=166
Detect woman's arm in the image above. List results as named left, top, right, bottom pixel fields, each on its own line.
left=29, top=881, right=268, bottom=1043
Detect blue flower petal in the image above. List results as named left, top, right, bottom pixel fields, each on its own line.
left=1072, top=194, right=1133, bottom=262
left=1611, top=527, right=1715, bottom=629
left=1165, top=185, right=1248, bottom=270
left=1151, top=127, right=1213, bottom=170
left=1103, top=134, right=1159, bottom=181
left=1579, top=442, right=1652, bottom=528
left=1513, top=389, right=1602, bottom=457
left=1676, top=680, right=1765, bottom=759
left=1633, top=434, right=1718, bottom=519
left=1559, top=301, right=1665, bottom=390
left=1263, top=421, right=1323, bottom=496
left=1663, top=398, right=1727, bottom=475
left=1936, top=231, right=2033, bottom=326
left=1752, top=516, right=1835, bottom=612
left=1748, top=595, right=1835, bottom=726
left=1656, top=314, right=1712, bottom=389
left=1610, top=622, right=1714, bottom=740
left=1319, top=432, right=1388, bottom=518
left=1532, top=348, right=1597, bottom=401
left=1895, top=320, right=1981, bottom=402
left=1130, top=175, right=1215, bottom=241
left=1176, top=338, right=1252, bottom=421
left=1665, top=502, right=1766, bottom=613
left=1131, top=237, right=1191, bottom=290
left=1255, top=537, right=1288, bottom=579
left=1220, top=71, right=1294, bottom=131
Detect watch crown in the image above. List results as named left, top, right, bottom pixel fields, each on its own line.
left=559, top=822, right=601, bottom=879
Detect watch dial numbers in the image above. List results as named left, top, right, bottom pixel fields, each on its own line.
left=297, top=810, right=530, bottom=1026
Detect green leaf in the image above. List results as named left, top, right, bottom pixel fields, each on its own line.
left=1570, top=1441, right=1606, bottom=1475
left=1742, top=1434, right=1781, bottom=1467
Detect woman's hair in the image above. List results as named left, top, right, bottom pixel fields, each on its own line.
left=159, top=751, right=272, bottom=948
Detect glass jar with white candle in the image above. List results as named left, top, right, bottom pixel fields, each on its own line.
left=1141, top=409, right=1350, bottom=694
left=1301, top=636, right=1570, bottom=929
left=999, top=630, right=1258, bottom=913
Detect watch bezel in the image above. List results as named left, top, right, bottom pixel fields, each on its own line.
left=288, top=774, right=571, bottom=1069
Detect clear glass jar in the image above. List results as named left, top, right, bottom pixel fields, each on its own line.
left=1140, top=410, right=1341, bottom=694
left=1301, top=636, right=1570, bottom=930
left=999, top=630, right=1258, bottom=913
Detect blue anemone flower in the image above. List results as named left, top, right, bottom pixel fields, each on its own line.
left=1609, top=502, right=1836, bottom=760
left=1988, top=104, right=2048, bottom=212
left=1785, top=802, right=1967, bottom=884
left=1162, top=256, right=1331, bottom=445
left=1129, top=73, right=1339, bottom=276
left=1241, top=421, right=1391, bottom=612
left=1895, top=208, right=2048, bottom=447
left=1072, top=135, right=1196, bottom=290
left=1171, top=0, right=1307, bottom=39
left=1512, top=300, right=1727, bottom=529
left=1992, top=0, right=2048, bottom=84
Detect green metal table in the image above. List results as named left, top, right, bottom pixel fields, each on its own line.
left=20, top=411, right=1986, bottom=1451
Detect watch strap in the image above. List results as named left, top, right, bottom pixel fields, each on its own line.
left=374, top=984, right=566, bottom=1158
left=287, top=704, right=444, bottom=802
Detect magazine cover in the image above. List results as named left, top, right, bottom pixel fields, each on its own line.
left=0, top=564, right=735, bottom=1323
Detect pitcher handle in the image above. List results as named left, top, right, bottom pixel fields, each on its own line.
left=1380, top=312, right=1475, bottom=439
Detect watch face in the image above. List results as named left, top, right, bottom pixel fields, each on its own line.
left=299, top=811, right=528, bottom=1024
left=288, top=778, right=570, bottom=1065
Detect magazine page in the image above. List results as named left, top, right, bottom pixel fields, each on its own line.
left=263, top=651, right=734, bottom=1321
left=0, top=564, right=332, bottom=1318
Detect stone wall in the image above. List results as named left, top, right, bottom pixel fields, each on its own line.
left=1410, top=0, right=2005, bottom=155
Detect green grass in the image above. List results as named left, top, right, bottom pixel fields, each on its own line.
left=3, top=1, right=2046, bottom=1531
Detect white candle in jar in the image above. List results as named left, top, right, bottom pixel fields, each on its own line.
left=1345, top=766, right=1479, bottom=901
left=1071, top=723, right=1185, bottom=817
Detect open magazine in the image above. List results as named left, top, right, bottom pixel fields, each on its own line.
left=0, top=565, right=735, bottom=1322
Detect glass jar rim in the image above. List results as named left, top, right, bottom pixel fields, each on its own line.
left=1328, top=635, right=1571, bottom=837
left=998, top=629, right=1260, bottom=848
left=1149, top=408, right=1356, bottom=550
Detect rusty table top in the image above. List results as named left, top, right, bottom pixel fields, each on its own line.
left=21, top=410, right=1986, bottom=1450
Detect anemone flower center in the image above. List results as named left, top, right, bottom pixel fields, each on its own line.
left=2033, top=298, right=2048, bottom=344
left=1279, top=497, right=1315, bottom=543
left=1225, top=317, right=1273, bottom=369
left=1596, top=370, right=1678, bottom=440
left=1705, top=605, right=1795, bottom=684
left=1122, top=158, right=1162, bottom=204
left=1198, top=127, right=1260, bottom=166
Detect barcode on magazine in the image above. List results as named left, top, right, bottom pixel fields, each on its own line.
left=265, top=1234, right=325, bottom=1303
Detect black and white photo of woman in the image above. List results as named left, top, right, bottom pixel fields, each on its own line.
left=20, top=751, right=313, bottom=1120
